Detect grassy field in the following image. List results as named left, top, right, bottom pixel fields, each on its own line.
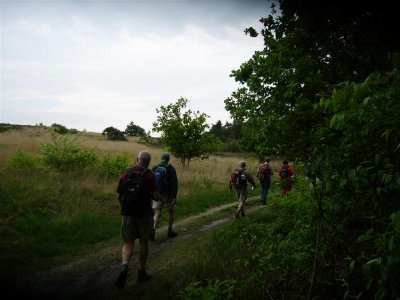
left=0, top=125, right=265, bottom=282
left=0, top=124, right=315, bottom=300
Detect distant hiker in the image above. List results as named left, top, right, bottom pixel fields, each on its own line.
left=278, top=160, right=294, bottom=195
left=229, top=161, right=256, bottom=219
left=256, top=156, right=274, bottom=205
left=115, top=150, right=156, bottom=289
left=152, top=152, right=179, bottom=238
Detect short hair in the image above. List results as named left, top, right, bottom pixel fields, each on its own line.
left=239, top=161, right=246, bottom=168
left=265, top=156, right=271, bottom=162
left=283, top=160, right=288, bottom=165
left=138, top=150, right=152, bottom=164
left=161, top=152, right=170, bottom=161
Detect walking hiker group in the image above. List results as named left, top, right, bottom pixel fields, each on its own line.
left=115, top=150, right=178, bottom=289
left=115, top=149, right=293, bottom=289
left=229, top=156, right=294, bottom=218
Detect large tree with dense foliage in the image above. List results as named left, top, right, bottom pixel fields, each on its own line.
left=225, top=0, right=399, bottom=160
left=225, top=0, right=400, bottom=298
left=102, top=126, right=127, bottom=141
left=124, top=122, right=146, bottom=137
left=209, top=120, right=242, bottom=142
left=153, top=97, right=220, bottom=166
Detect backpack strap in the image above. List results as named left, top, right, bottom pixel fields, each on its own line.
left=127, top=167, right=149, bottom=179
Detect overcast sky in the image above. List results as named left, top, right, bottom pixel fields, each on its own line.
left=1, top=0, right=271, bottom=135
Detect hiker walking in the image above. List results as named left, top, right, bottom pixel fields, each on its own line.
left=278, top=160, right=294, bottom=195
left=256, top=156, right=274, bottom=205
left=229, top=161, right=256, bottom=218
left=152, top=152, right=179, bottom=238
left=115, top=150, right=156, bottom=289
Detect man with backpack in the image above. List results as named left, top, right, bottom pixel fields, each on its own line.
left=278, top=160, right=294, bottom=195
left=229, top=161, right=256, bottom=219
left=152, top=152, right=179, bottom=238
left=115, top=150, right=156, bottom=289
left=257, top=156, right=274, bottom=205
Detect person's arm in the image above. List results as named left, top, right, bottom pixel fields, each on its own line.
left=245, top=171, right=256, bottom=188
left=145, top=170, right=157, bottom=200
left=168, top=165, right=178, bottom=201
left=116, top=171, right=128, bottom=206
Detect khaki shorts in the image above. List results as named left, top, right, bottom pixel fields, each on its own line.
left=120, top=215, right=154, bottom=242
left=152, top=191, right=173, bottom=210
left=235, top=188, right=248, bottom=203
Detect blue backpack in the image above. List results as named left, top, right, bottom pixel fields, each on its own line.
left=154, top=165, right=170, bottom=192
left=281, top=166, right=289, bottom=178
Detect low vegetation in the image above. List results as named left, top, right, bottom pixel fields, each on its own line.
left=0, top=126, right=257, bottom=286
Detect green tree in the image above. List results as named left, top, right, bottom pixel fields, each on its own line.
left=209, top=120, right=242, bottom=142
left=51, top=123, right=68, bottom=134
left=225, top=0, right=398, bottom=160
left=224, top=1, right=400, bottom=298
left=153, top=97, right=219, bottom=166
left=102, top=126, right=127, bottom=141
left=125, top=122, right=146, bottom=137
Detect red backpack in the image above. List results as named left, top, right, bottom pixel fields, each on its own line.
left=258, top=163, right=272, bottom=181
left=230, top=168, right=247, bottom=188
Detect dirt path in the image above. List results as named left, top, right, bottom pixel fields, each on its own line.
left=11, top=196, right=266, bottom=299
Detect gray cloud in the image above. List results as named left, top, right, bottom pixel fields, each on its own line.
left=1, top=0, right=272, bottom=134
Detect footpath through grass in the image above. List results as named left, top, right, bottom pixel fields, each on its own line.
left=110, top=181, right=309, bottom=300
left=0, top=163, right=260, bottom=285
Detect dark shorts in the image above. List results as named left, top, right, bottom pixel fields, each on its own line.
left=120, top=215, right=155, bottom=242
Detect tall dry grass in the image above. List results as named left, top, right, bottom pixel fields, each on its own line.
left=0, top=126, right=280, bottom=185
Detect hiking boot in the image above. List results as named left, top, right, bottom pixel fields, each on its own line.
left=167, top=230, right=178, bottom=238
left=115, top=267, right=129, bottom=289
left=137, top=268, right=153, bottom=283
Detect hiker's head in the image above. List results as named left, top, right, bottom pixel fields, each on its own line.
left=265, top=156, right=271, bottom=162
left=239, top=161, right=246, bottom=169
left=161, top=152, right=170, bottom=162
left=137, top=150, right=152, bottom=166
left=283, top=160, right=288, bottom=165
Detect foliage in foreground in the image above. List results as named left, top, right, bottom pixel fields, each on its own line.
left=223, top=1, right=400, bottom=298
left=177, top=179, right=314, bottom=299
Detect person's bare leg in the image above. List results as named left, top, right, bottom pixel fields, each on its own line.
left=137, top=239, right=152, bottom=282
left=153, top=208, right=161, bottom=229
left=122, top=242, right=134, bottom=264
left=167, top=206, right=177, bottom=237
left=116, top=242, right=134, bottom=289
left=167, top=207, right=174, bottom=230
left=138, top=239, right=148, bottom=269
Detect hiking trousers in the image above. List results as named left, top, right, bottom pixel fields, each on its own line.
left=260, top=180, right=271, bottom=204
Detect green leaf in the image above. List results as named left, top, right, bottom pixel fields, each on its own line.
left=349, top=260, right=355, bottom=275
left=391, top=212, right=400, bottom=232
left=366, top=257, right=381, bottom=266
left=356, top=229, right=374, bottom=243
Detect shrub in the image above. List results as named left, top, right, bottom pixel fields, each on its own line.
left=179, top=279, right=238, bottom=300
left=9, top=150, right=42, bottom=170
left=102, top=126, right=127, bottom=141
left=41, top=134, right=98, bottom=170
left=99, top=153, right=130, bottom=178
left=51, top=123, right=68, bottom=134
left=221, top=140, right=243, bottom=153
